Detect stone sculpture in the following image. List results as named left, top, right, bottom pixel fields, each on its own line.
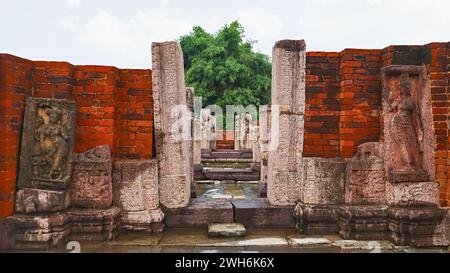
left=18, top=98, right=76, bottom=190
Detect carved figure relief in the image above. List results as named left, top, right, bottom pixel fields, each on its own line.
left=381, top=65, right=435, bottom=182
left=387, top=74, right=424, bottom=172
left=18, top=98, right=76, bottom=190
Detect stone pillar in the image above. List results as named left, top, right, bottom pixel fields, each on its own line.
left=152, top=41, right=192, bottom=208
left=113, top=160, right=164, bottom=233
left=382, top=65, right=438, bottom=206
left=258, top=105, right=271, bottom=198
left=234, top=114, right=241, bottom=151
left=68, top=145, right=122, bottom=241
left=267, top=40, right=306, bottom=206
left=339, top=142, right=388, bottom=241
left=201, top=109, right=216, bottom=151
left=294, top=157, right=346, bottom=234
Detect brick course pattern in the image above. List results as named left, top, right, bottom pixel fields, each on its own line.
left=0, top=54, right=154, bottom=216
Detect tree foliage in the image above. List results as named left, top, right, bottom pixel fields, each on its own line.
left=179, top=21, right=272, bottom=110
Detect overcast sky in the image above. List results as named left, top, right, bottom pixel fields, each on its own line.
left=1, top=0, right=449, bottom=68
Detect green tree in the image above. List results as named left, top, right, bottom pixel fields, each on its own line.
left=179, top=21, right=272, bottom=111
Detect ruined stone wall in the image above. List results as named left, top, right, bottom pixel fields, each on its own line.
left=304, top=43, right=449, bottom=206
left=0, top=54, right=154, bottom=217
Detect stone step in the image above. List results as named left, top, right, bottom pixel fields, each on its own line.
left=164, top=198, right=295, bottom=229
left=208, top=223, right=247, bottom=237
left=164, top=198, right=234, bottom=228
left=202, top=162, right=252, bottom=169
left=195, top=168, right=260, bottom=181
left=202, top=149, right=253, bottom=159
left=231, top=198, right=296, bottom=228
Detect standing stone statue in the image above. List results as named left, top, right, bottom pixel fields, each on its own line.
left=382, top=65, right=438, bottom=206
left=387, top=74, right=424, bottom=173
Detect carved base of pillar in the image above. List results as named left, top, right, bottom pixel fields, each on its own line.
left=8, top=212, right=71, bottom=250
left=0, top=219, right=16, bottom=251
left=121, top=209, right=165, bottom=233
left=293, top=203, right=339, bottom=235
left=8, top=207, right=122, bottom=250
left=68, top=207, right=122, bottom=241
left=338, top=205, right=388, bottom=241
left=387, top=206, right=447, bottom=247
left=387, top=181, right=439, bottom=207
left=15, top=188, right=70, bottom=214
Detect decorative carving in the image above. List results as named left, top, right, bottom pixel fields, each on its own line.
left=70, top=145, right=113, bottom=209
left=382, top=66, right=435, bottom=182
left=18, top=98, right=76, bottom=190
left=345, top=142, right=386, bottom=205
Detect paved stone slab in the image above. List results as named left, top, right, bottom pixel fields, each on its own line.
left=232, top=198, right=296, bottom=228
left=208, top=224, right=247, bottom=237
left=289, top=237, right=333, bottom=247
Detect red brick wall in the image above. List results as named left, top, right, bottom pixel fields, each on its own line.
left=304, top=50, right=382, bottom=158
left=304, top=52, right=340, bottom=157
left=0, top=54, right=153, bottom=217
left=425, top=43, right=449, bottom=207
left=0, top=55, right=33, bottom=217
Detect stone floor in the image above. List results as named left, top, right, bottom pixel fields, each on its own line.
left=17, top=228, right=450, bottom=253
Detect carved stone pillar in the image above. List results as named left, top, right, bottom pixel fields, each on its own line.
left=294, top=158, right=346, bottom=235
left=339, top=142, right=388, bottom=240
left=113, top=160, right=164, bottom=233
left=267, top=40, right=306, bottom=206
left=152, top=41, right=192, bottom=208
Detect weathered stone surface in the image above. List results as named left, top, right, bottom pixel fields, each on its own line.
left=345, top=142, right=386, bottom=205
left=387, top=206, right=447, bottom=247
left=232, top=198, right=296, bottom=228
left=235, top=113, right=254, bottom=150
left=113, top=160, right=159, bottom=211
left=268, top=114, right=304, bottom=206
left=68, top=207, right=122, bottom=241
left=338, top=205, right=388, bottom=241
left=294, top=203, right=340, bottom=235
left=9, top=212, right=71, bottom=250
left=164, top=198, right=233, bottom=228
left=15, top=188, right=69, bottom=214
left=301, top=158, right=346, bottom=205
left=195, top=168, right=260, bottom=181
left=113, top=160, right=163, bottom=232
left=70, top=145, right=112, bottom=209
left=259, top=105, right=271, bottom=197
left=152, top=41, right=192, bottom=208
left=208, top=223, right=247, bottom=238
left=252, top=125, right=261, bottom=163
left=121, top=209, right=165, bottom=233
left=18, top=97, right=77, bottom=190
left=267, top=40, right=306, bottom=206
left=289, top=237, right=332, bottom=247
left=382, top=66, right=438, bottom=207
left=200, top=109, right=216, bottom=150
left=382, top=65, right=435, bottom=180
left=387, top=181, right=439, bottom=207
left=0, top=219, right=16, bottom=251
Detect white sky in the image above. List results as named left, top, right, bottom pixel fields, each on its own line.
left=1, top=0, right=449, bottom=69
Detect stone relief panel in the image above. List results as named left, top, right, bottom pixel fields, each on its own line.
left=381, top=65, right=435, bottom=182
left=70, top=145, right=113, bottom=209
left=301, top=158, right=346, bottom=205
left=345, top=142, right=387, bottom=205
left=18, top=98, right=76, bottom=190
